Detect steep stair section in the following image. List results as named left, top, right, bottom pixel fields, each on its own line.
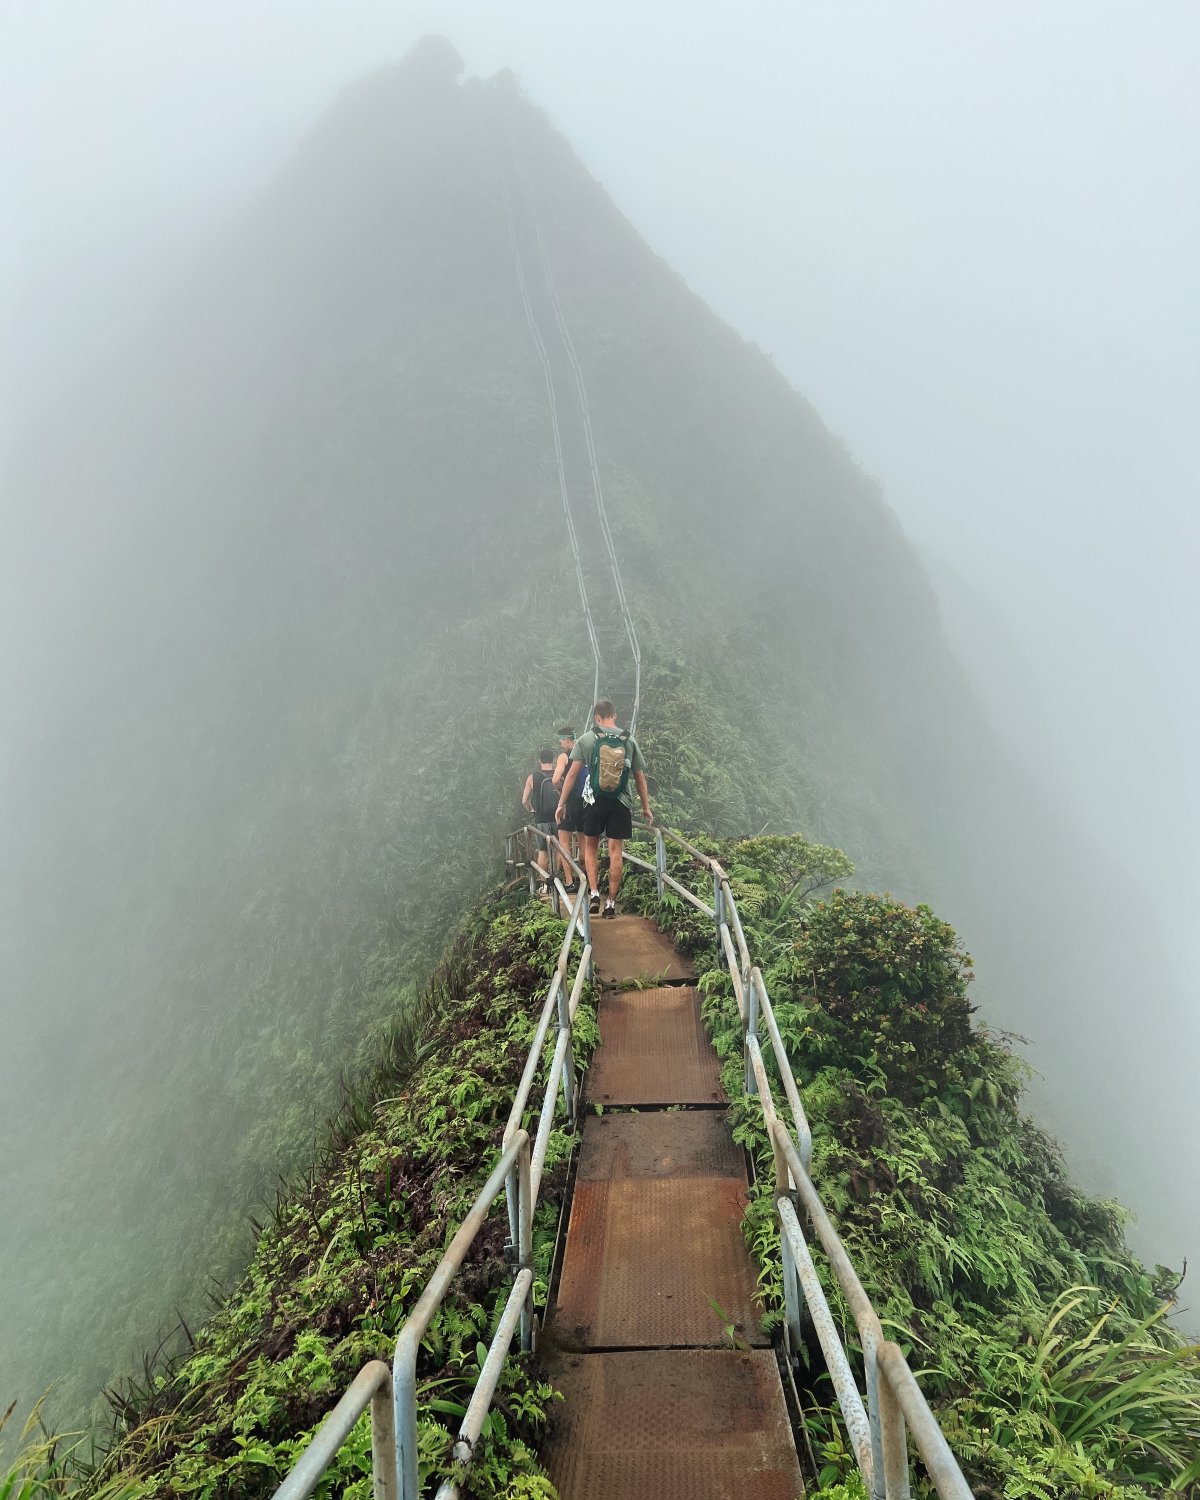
left=542, top=913, right=803, bottom=1498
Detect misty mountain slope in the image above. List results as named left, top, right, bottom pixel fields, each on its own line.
left=0, top=35, right=1191, bottom=1432
left=496, top=81, right=1195, bottom=1259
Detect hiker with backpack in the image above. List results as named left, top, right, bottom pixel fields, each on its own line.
left=522, top=747, right=561, bottom=895
left=552, top=726, right=585, bottom=895
left=555, top=700, right=652, bottom=919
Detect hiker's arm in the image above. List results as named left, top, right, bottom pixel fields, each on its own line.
left=553, top=752, right=569, bottom=788
left=556, top=761, right=582, bottom=818
left=522, top=773, right=534, bottom=812
left=634, top=769, right=653, bottom=824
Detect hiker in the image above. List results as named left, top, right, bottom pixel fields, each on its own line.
left=521, top=747, right=560, bottom=894
left=556, top=700, right=652, bottom=919
left=553, top=726, right=585, bottom=894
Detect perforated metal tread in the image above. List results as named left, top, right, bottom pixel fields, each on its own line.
left=542, top=1349, right=804, bottom=1499
left=577, top=1109, right=742, bottom=1181
left=553, top=1115, right=764, bottom=1349
left=586, top=913, right=695, bottom=984
left=588, top=986, right=723, bottom=1105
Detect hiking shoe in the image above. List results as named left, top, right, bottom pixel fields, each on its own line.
left=589, top=891, right=601, bottom=914
left=602, top=899, right=617, bottom=919
left=563, top=879, right=580, bottom=894
left=537, top=880, right=551, bottom=897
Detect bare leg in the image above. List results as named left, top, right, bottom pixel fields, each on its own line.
left=608, top=839, right=624, bottom=899
left=581, top=834, right=601, bottom=894
left=557, top=827, right=574, bottom=883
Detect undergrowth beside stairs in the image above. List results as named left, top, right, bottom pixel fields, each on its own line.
left=620, top=832, right=1200, bottom=1500
left=3, top=893, right=595, bottom=1500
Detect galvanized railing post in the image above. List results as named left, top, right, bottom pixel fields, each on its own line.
left=865, top=1325, right=886, bottom=1500
left=370, top=1375, right=398, bottom=1500
left=879, top=1363, right=911, bottom=1500
left=779, top=1209, right=804, bottom=1360
left=517, top=1136, right=534, bottom=1351
left=655, top=826, right=666, bottom=901
left=713, top=870, right=725, bottom=951
left=556, top=973, right=575, bottom=1125
left=393, top=1338, right=418, bottom=1500
left=745, top=966, right=761, bottom=1097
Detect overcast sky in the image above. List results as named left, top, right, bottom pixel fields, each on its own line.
left=3, top=0, right=1197, bottom=991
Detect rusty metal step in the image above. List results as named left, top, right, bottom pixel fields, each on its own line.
left=551, top=1113, right=764, bottom=1349
left=588, top=986, right=723, bottom=1106
left=586, top=912, right=695, bottom=985
left=542, top=1349, right=805, bottom=1500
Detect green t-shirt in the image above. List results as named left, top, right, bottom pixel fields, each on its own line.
left=570, top=728, right=645, bottom=810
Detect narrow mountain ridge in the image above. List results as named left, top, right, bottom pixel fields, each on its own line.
left=0, top=35, right=1190, bottom=1437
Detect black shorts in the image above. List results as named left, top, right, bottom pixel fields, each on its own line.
left=558, top=797, right=587, bottom=834
left=581, top=799, right=633, bottom=841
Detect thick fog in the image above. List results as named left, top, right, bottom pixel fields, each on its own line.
left=3, top=0, right=1197, bottom=1424
left=5, top=2, right=1197, bottom=949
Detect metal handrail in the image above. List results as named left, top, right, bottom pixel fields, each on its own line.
left=498, top=122, right=602, bottom=729
left=272, top=1361, right=395, bottom=1500
left=507, top=126, right=642, bottom=734
left=620, top=820, right=974, bottom=1500
left=271, top=836, right=593, bottom=1500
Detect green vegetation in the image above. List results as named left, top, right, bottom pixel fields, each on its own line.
left=2, top=897, right=594, bottom=1499
left=3, top=34, right=1194, bottom=1500
left=620, top=833, right=1200, bottom=1497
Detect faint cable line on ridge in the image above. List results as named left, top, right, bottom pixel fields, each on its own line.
left=496, top=122, right=602, bottom=728
left=509, top=136, right=642, bottom=735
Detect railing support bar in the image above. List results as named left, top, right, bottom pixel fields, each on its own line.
left=780, top=1212, right=804, bottom=1360
left=877, top=1344, right=974, bottom=1500
left=556, top=971, right=575, bottom=1125
left=272, top=1361, right=392, bottom=1500
left=865, top=1327, right=885, bottom=1500
left=452, top=1268, right=536, bottom=1467
left=879, top=1357, right=911, bottom=1500
left=719, top=921, right=746, bottom=1022
left=370, top=1373, right=398, bottom=1500
left=745, top=962, right=761, bottom=1097
left=517, top=1139, right=534, bottom=1350
left=777, top=1199, right=874, bottom=1484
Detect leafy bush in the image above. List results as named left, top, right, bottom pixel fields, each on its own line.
left=785, top=890, right=974, bottom=1094
left=4, top=896, right=597, bottom=1500
left=624, top=832, right=1200, bottom=1498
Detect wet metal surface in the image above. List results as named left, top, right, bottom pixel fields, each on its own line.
left=588, top=986, right=723, bottom=1106
left=577, top=1109, right=742, bottom=1181
left=554, top=1114, right=764, bottom=1349
left=545, top=915, right=801, bottom=1494
left=543, top=1349, right=804, bottom=1500
left=586, top=913, right=695, bottom=984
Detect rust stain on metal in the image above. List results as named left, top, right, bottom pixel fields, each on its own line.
left=586, top=913, right=695, bottom=984
left=589, top=987, right=723, bottom=1105
left=553, top=1175, right=765, bottom=1348
left=542, top=1349, right=805, bottom=1499
left=577, top=1110, right=742, bottom=1182
left=543, top=912, right=803, bottom=1493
